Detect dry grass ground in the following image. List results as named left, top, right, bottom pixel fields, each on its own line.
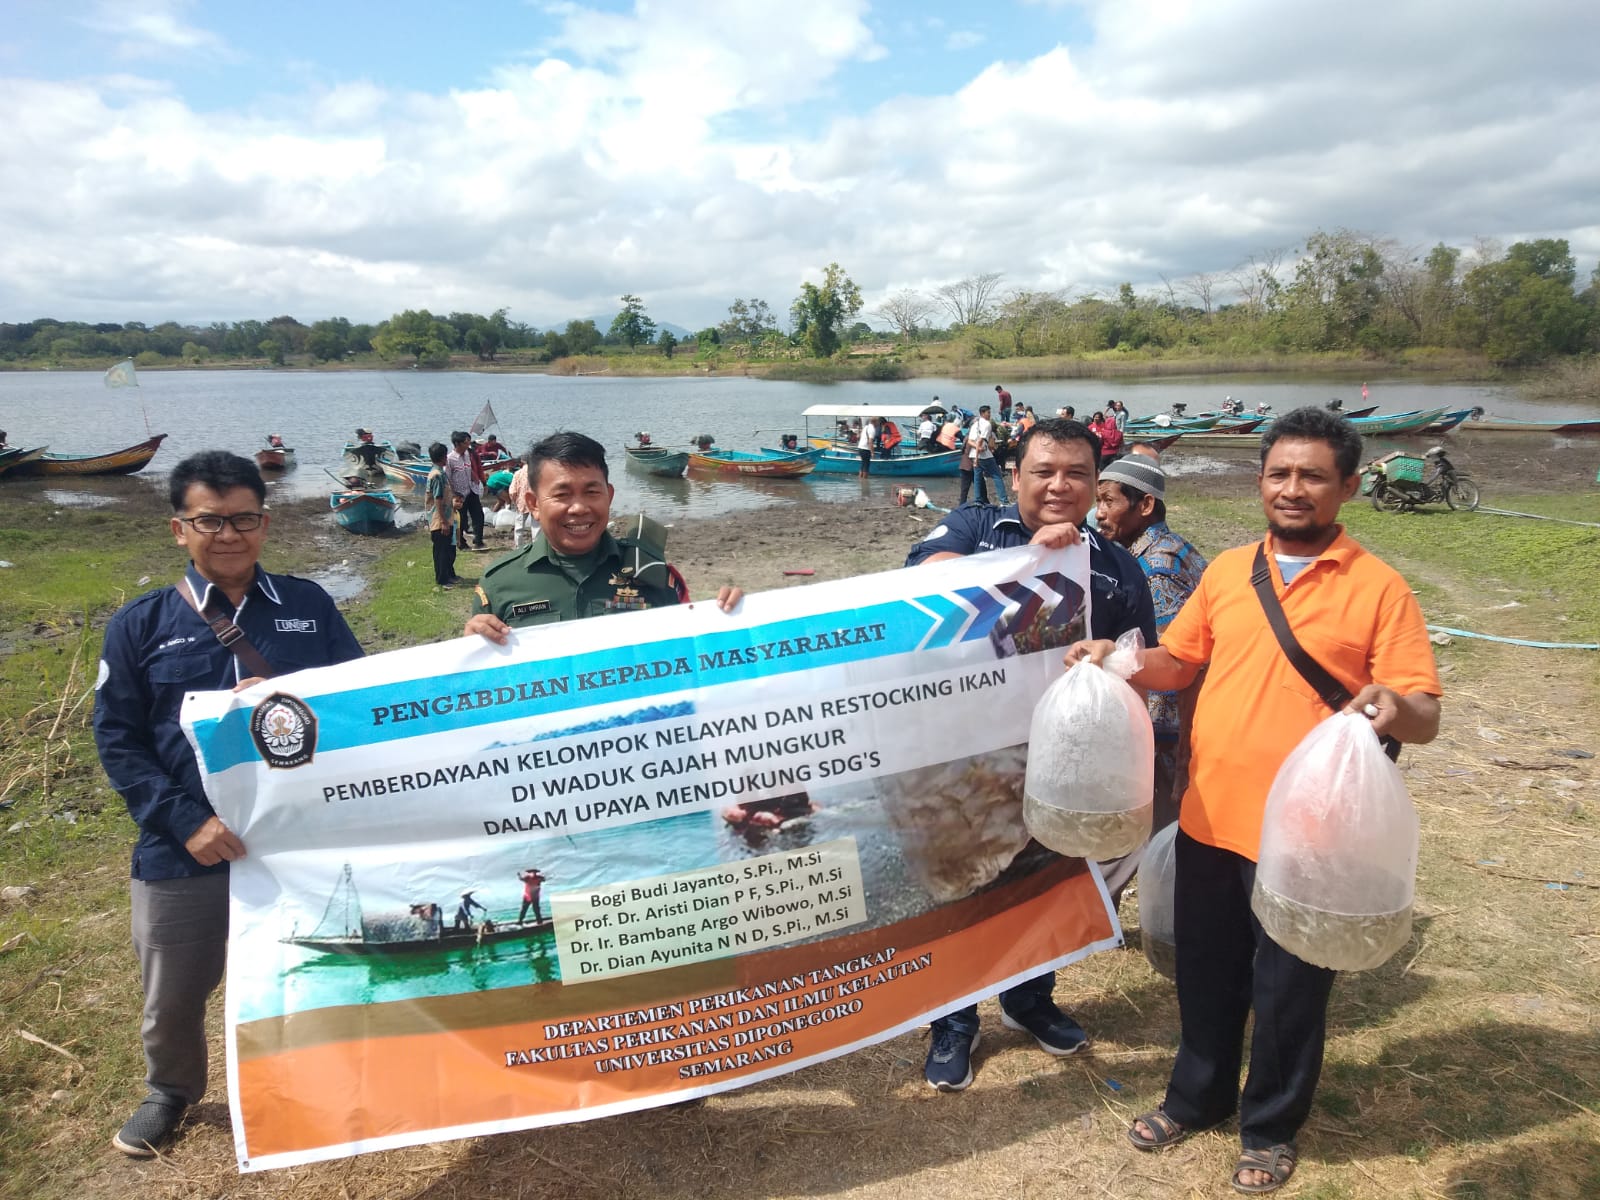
left=2, top=467, right=1597, bottom=1200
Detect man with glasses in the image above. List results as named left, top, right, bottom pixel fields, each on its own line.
left=905, top=418, right=1156, bottom=1091
left=94, top=451, right=363, bottom=1158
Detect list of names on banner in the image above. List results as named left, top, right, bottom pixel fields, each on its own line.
left=552, top=838, right=868, bottom=982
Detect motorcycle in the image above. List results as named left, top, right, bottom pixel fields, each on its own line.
left=1365, top=447, right=1480, bottom=512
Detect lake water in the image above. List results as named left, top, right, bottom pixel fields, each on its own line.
left=0, top=368, right=1589, bottom=518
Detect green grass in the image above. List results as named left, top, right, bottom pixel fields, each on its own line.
left=342, top=538, right=484, bottom=649
left=1166, top=489, right=1600, bottom=642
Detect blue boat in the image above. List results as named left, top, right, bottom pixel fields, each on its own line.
left=1417, top=408, right=1475, bottom=434
left=771, top=403, right=968, bottom=477
left=762, top=445, right=962, bottom=476
left=380, top=457, right=433, bottom=491
left=330, top=488, right=399, bottom=534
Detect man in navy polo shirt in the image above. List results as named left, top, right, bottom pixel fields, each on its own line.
left=94, top=451, right=363, bottom=1157
left=906, top=417, right=1157, bottom=1092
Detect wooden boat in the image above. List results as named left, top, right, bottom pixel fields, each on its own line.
left=329, top=488, right=399, bottom=533
left=1208, top=415, right=1268, bottom=433
left=9, top=434, right=167, bottom=477
left=1346, top=408, right=1447, bottom=435
left=1458, top=414, right=1600, bottom=435
left=624, top=445, right=690, bottom=477
left=0, top=445, right=49, bottom=478
left=1336, top=405, right=1379, bottom=419
left=765, top=445, right=962, bottom=476
left=688, top=450, right=816, bottom=478
left=255, top=437, right=296, bottom=472
left=1175, top=432, right=1266, bottom=450
left=1127, top=414, right=1223, bottom=432
left=281, top=866, right=554, bottom=956
left=1417, top=408, right=1475, bottom=435
left=380, top=458, right=433, bottom=490
left=1127, top=433, right=1184, bottom=453
left=284, top=915, right=554, bottom=956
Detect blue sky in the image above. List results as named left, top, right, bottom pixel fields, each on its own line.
left=0, top=0, right=1595, bottom=328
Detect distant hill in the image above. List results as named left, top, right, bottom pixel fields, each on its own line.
left=542, top=315, right=694, bottom=341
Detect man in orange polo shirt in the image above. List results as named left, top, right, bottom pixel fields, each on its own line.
left=1067, top=406, right=1440, bottom=1195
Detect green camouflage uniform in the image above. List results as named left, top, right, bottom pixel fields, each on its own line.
left=473, top=515, right=683, bottom=628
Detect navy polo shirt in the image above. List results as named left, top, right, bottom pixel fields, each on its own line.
left=905, top=504, right=1158, bottom=645
left=93, top=564, right=364, bottom=881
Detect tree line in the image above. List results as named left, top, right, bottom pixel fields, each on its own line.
left=874, top=234, right=1599, bottom=367
left=3, top=233, right=1595, bottom=370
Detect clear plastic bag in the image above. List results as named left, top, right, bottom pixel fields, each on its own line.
left=1023, top=629, right=1154, bottom=859
left=1251, top=711, right=1418, bottom=971
left=1136, top=821, right=1180, bottom=980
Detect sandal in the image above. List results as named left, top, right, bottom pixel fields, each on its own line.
left=1127, top=1106, right=1204, bottom=1151
left=1231, top=1144, right=1296, bottom=1194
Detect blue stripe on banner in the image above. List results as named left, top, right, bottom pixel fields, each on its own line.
left=194, top=579, right=1046, bottom=775
left=915, top=593, right=970, bottom=650
left=193, top=588, right=1021, bottom=774
left=955, top=587, right=1005, bottom=642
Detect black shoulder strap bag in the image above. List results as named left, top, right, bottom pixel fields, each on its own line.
left=177, top=577, right=277, bottom=681
left=1250, top=544, right=1401, bottom=762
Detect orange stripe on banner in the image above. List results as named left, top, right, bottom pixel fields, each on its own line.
left=238, top=866, right=1113, bottom=1159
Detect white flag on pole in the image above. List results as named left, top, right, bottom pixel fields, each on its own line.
left=468, top=401, right=498, bottom=439
left=104, top=359, right=139, bottom=389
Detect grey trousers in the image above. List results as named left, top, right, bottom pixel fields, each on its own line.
left=131, top=872, right=229, bottom=1106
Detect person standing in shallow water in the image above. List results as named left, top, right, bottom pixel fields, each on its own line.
left=94, top=451, right=363, bottom=1159
left=1067, top=407, right=1442, bottom=1195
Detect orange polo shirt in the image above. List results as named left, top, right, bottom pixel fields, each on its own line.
left=1162, top=528, right=1441, bottom=861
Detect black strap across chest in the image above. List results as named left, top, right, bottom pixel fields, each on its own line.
left=177, top=577, right=276, bottom=680
left=1250, top=544, right=1400, bottom=761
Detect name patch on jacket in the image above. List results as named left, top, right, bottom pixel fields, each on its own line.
left=510, top=600, right=554, bottom=618
left=276, top=618, right=318, bottom=633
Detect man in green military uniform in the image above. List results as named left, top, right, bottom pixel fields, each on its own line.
left=464, top=431, right=739, bottom=642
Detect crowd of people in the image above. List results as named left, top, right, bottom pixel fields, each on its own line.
left=93, top=407, right=1441, bottom=1194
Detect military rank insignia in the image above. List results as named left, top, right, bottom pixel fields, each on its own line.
left=604, top=567, right=652, bottom=612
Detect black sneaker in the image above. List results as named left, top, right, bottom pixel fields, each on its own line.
left=112, top=1098, right=185, bottom=1158
left=1001, top=1002, right=1089, bottom=1056
left=924, top=1026, right=980, bottom=1091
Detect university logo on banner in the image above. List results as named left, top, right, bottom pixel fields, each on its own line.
left=249, top=693, right=317, bottom=769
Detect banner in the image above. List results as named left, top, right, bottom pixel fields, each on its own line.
left=183, top=542, right=1119, bottom=1171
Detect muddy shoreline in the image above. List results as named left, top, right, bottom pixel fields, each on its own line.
left=13, top=428, right=1597, bottom=606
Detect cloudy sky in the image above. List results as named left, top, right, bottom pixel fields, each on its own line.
left=2, top=0, right=1596, bottom=330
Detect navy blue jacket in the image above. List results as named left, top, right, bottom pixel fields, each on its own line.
left=93, top=564, right=363, bottom=881
left=905, top=504, right=1158, bottom=645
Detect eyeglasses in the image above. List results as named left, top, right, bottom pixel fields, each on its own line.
left=179, top=512, right=265, bottom=534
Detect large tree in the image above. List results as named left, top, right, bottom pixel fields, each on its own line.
left=609, top=294, right=656, bottom=348
left=717, top=298, right=776, bottom=343
left=790, top=263, right=862, bottom=357
left=873, top=288, right=937, bottom=343
left=933, top=271, right=1004, bottom=328
left=1459, top=238, right=1592, bottom=364
left=564, top=319, right=602, bottom=356
left=371, top=309, right=456, bottom=367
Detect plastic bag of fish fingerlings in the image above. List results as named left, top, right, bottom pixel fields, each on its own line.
left=1251, top=711, right=1418, bottom=971
left=1136, top=820, right=1180, bottom=980
left=1023, top=629, right=1153, bottom=860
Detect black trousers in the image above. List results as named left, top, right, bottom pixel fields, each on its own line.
left=431, top=529, right=457, bottom=585
left=1164, top=831, right=1336, bottom=1150
left=457, top=492, right=485, bottom=546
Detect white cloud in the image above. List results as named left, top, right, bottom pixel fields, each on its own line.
left=79, top=0, right=233, bottom=61
left=2, top=0, right=1597, bottom=328
left=946, top=30, right=986, bottom=51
